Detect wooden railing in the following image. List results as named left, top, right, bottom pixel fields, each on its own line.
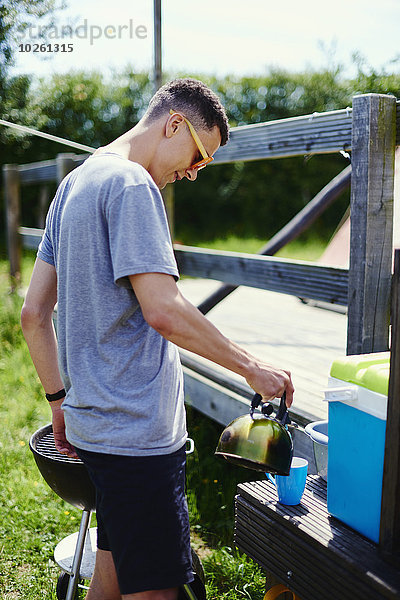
left=213, top=99, right=400, bottom=163
left=213, top=106, right=353, bottom=162
left=175, top=245, right=348, bottom=305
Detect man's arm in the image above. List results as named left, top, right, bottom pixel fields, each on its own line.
left=21, top=258, right=77, bottom=458
left=129, top=272, right=294, bottom=406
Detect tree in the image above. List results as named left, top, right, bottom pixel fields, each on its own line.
left=0, top=0, right=65, bottom=73
left=0, top=0, right=68, bottom=161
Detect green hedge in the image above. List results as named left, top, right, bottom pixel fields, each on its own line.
left=1, top=64, right=399, bottom=244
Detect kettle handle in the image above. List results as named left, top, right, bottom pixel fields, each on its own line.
left=250, top=393, right=263, bottom=416
left=276, top=392, right=291, bottom=425
left=250, top=392, right=291, bottom=425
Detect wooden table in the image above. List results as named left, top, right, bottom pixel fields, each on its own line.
left=234, top=476, right=400, bottom=599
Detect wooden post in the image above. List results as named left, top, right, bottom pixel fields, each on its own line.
left=38, top=185, right=49, bottom=228
left=152, top=0, right=175, bottom=237
left=379, top=249, right=400, bottom=563
left=347, top=94, right=396, bottom=355
left=56, top=153, right=76, bottom=184
left=153, top=0, right=162, bottom=95
left=3, top=164, right=21, bottom=287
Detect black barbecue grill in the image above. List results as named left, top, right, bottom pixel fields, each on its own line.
left=30, top=424, right=96, bottom=511
left=30, top=424, right=96, bottom=600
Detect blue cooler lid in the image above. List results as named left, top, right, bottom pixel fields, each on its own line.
left=330, top=352, right=390, bottom=396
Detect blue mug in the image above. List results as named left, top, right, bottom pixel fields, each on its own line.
left=266, top=457, right=308, bottom=505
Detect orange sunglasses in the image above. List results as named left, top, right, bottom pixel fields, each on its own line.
left=170, top=109, right=214, bottom=170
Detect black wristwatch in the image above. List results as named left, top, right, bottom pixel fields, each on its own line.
left=45, top=388, right=66, bottom=402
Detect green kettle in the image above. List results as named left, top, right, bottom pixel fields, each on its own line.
left=215, top=393, right=293, bottom=475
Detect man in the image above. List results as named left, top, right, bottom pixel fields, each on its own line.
left=21, top=78, right=294, bottom=600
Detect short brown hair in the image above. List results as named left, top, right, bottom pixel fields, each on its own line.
left=145, top=78, right=229, bottom=146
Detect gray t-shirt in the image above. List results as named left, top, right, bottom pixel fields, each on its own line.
left=38, top=153, right=186, bottom=456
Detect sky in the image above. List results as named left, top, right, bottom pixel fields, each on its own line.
left=10, top=0, right=400, bottom=81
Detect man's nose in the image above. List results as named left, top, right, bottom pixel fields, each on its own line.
left=185, top=167, right=198, bottom=182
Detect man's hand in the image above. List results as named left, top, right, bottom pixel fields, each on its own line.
left=245, top=363, right=294, bottom=408
left=51, top=402, right=78, bottom=459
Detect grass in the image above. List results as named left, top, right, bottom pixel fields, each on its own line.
left=0, top=252, right=87, bottom=600
left=182, top=234, right=327, bottom=262
left=0, top=254, right=84, bottom=599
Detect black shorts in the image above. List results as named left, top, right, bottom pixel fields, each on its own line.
left=76, top=445, right=193, bottom=595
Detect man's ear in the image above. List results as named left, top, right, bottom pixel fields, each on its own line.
left=165, top=113, right=184, bottom=138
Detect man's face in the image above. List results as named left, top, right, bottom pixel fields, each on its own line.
left=150, top=114, right=221, bottom=189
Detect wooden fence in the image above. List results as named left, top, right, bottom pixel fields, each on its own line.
left=3, top=92, right=400, bottom=368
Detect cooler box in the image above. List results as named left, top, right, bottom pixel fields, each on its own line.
left=324, top=352, right=390, bottom=543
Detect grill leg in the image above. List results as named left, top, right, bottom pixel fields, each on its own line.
left=65, top=509, right=92, bottom=600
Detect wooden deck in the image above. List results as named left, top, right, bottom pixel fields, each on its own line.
left=178, top=278, right=347, bottom=424
left=235, top=477, right=400, bottom=599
